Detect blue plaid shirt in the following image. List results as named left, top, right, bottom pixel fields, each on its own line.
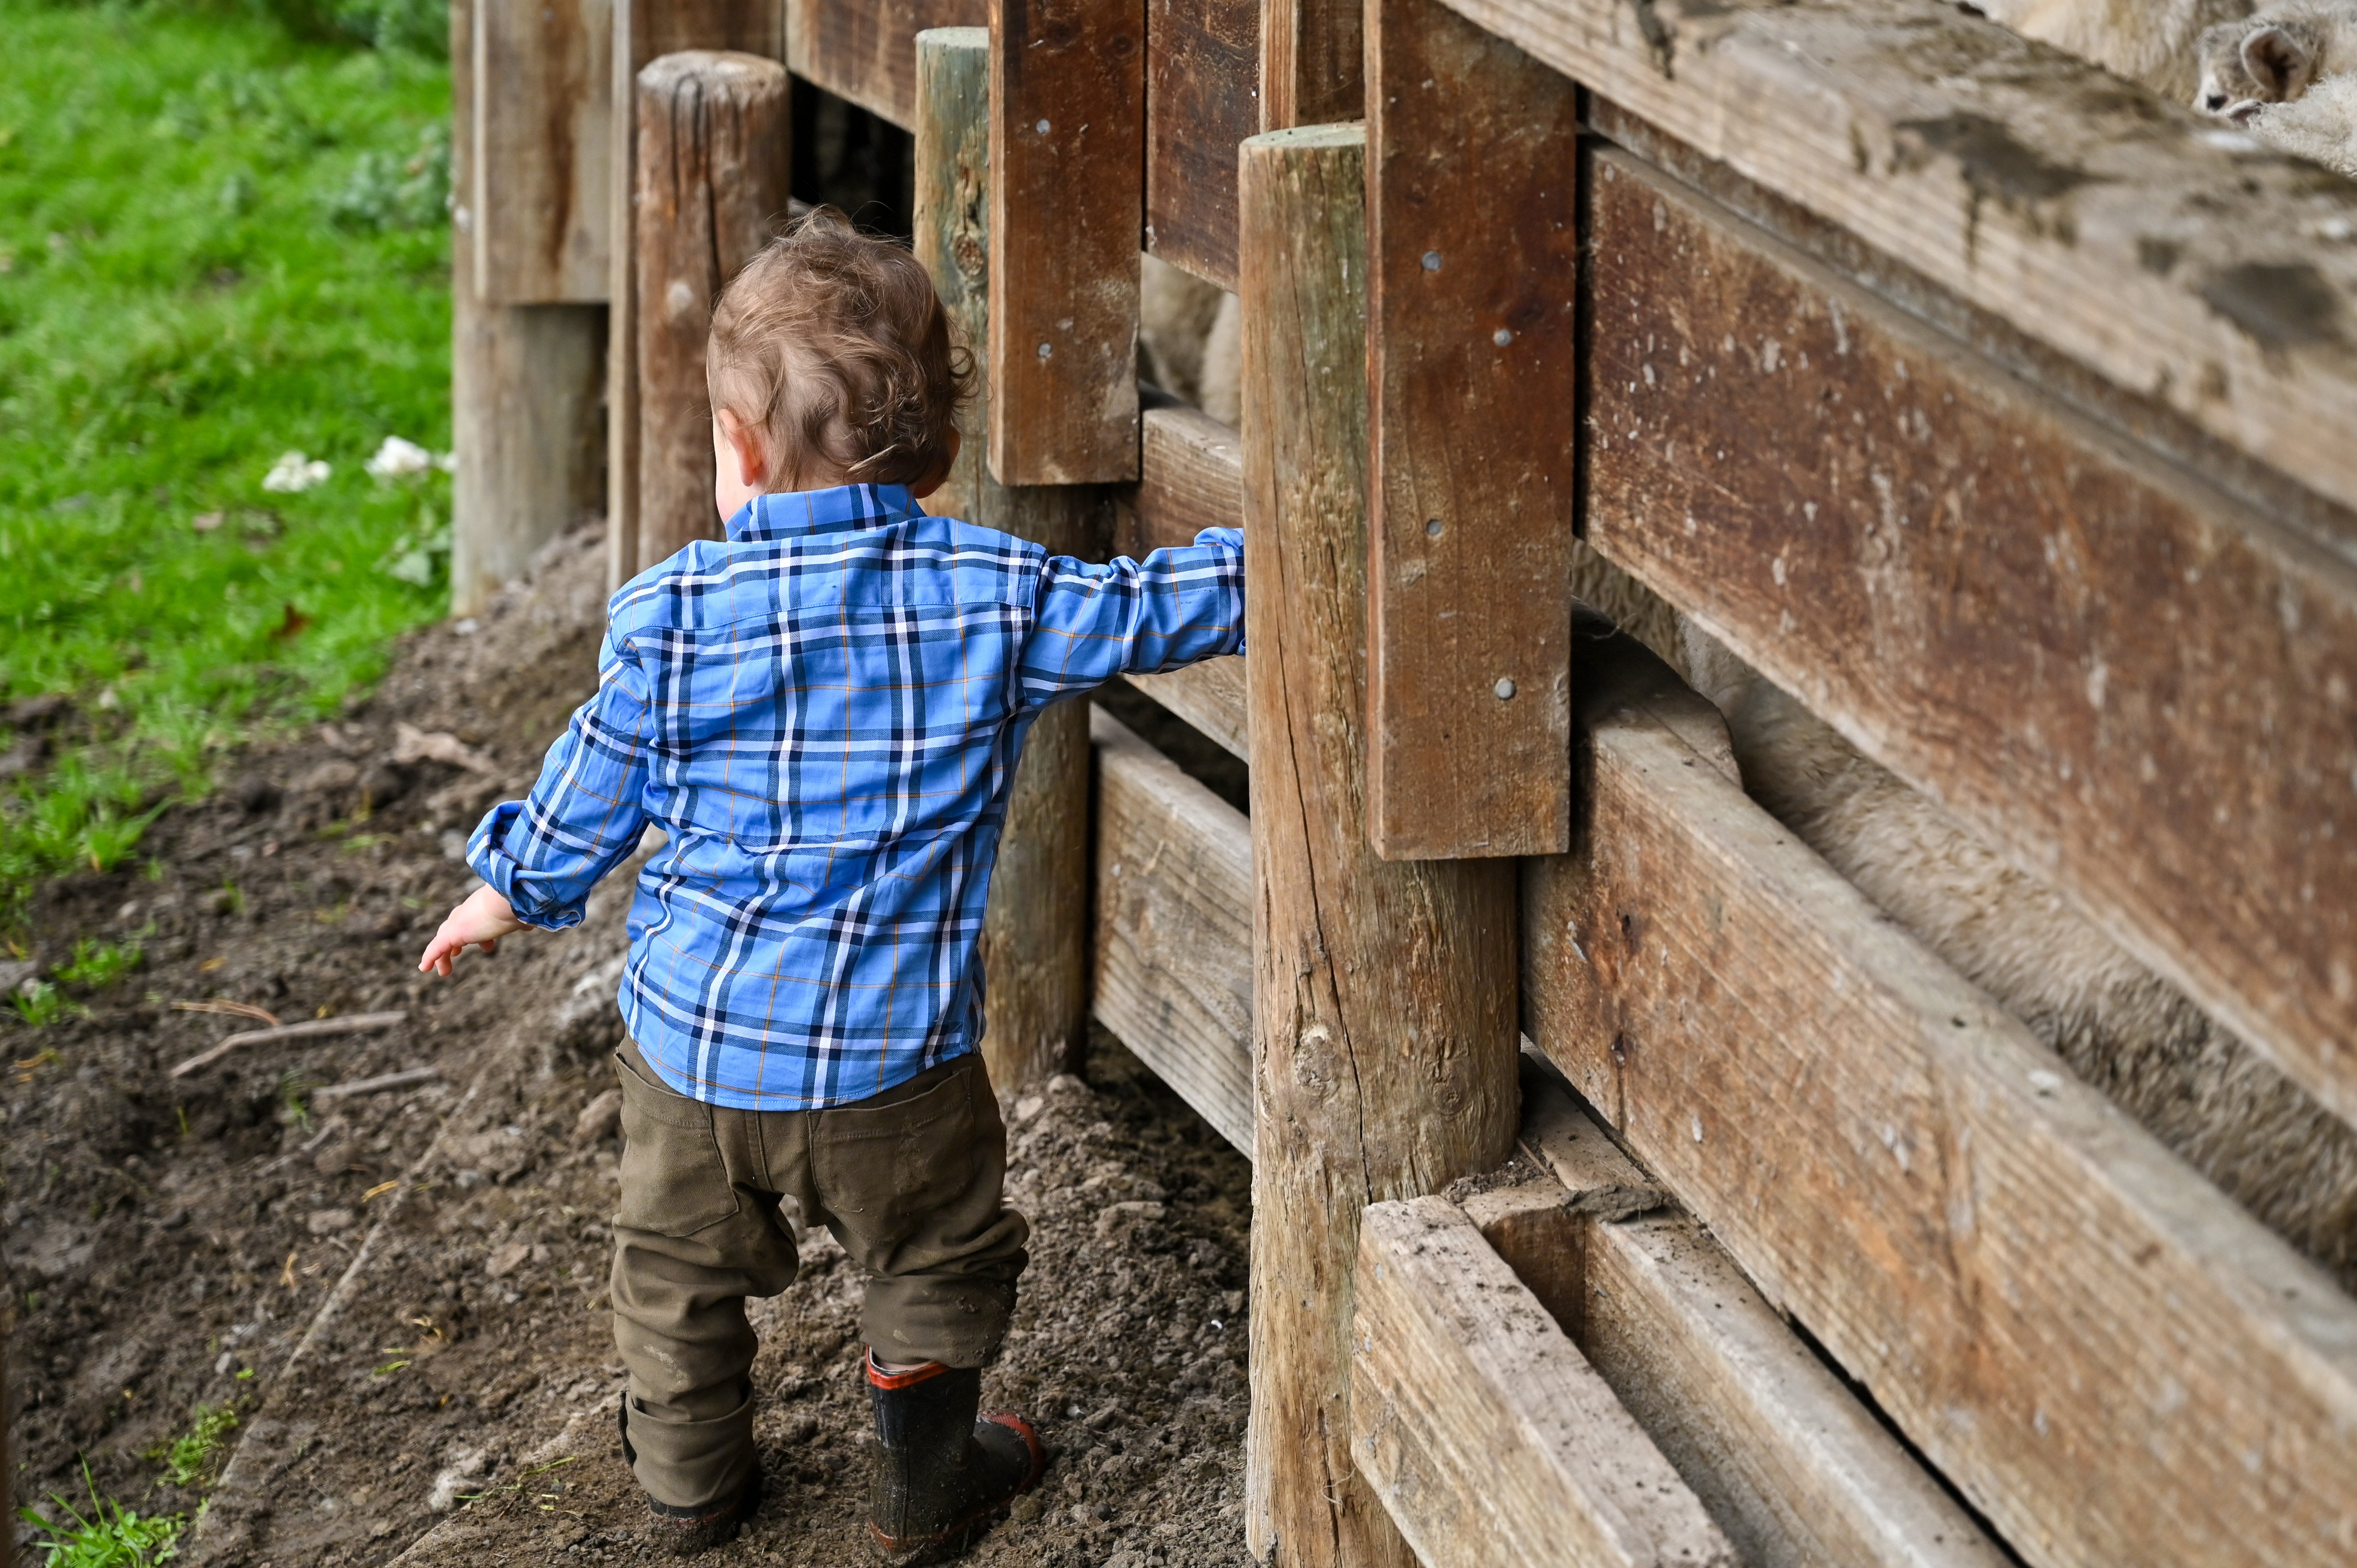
left=468, top=484, right=1244, bottom=1110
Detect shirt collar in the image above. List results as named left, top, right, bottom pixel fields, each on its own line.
left=725, top=484, right=923, bottom=544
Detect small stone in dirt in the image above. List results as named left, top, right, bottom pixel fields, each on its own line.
left=1084, top=1400, right=1122, bottom=1432
left=574, top=1088, right=622, bottom=1144
left=1013, top=1094, right=1045, bottom=1123
left=306, top=1208, right=355, bottom=1235
left=0, top=958, right=36, bottom=995
left=295, top=758, right=360, bottom=797
left=485, top=1240, right=531, bottom=1278
left=0, top=733, right=51, bottom=780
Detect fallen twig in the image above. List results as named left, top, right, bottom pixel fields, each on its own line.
left=167, top=1011, right=409, bottom=1078
left=172, top=999, right=283, bottom=1028
left=313, top=1065, right=440, bottom=1103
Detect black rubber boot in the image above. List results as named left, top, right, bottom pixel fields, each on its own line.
left=866, top=1351, right=1045, bottom=1565
left=620, top=1391, right=764, bottom=1556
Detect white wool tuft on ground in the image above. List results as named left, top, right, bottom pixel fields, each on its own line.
left=261, top=450, right=332, bottom=493
left=365, top=435, right=438, bottom=480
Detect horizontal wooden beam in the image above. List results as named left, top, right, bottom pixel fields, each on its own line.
left=1438, top=0, right=2357, bottom=531
left=1353, top=1195, right=1741, bottom=1568
left=1114, top=400, right=1246, bottom=557
left=1587, top=144, right=2357, bottom=1129
left=1091, top=706, right=1254, bottom=1154
left=1122, top=660, right=1248, bottom=762
left=786, top=0, right=980, bottom=129
left=1525, top=621, right=2357, bottom=1568
left=1479, top=1068, right=2014, bottom=1568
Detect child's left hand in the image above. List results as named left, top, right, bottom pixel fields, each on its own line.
left=418, top=884, right=527, bottom=977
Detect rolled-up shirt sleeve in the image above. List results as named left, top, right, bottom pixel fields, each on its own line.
left=1017, top=526, right=1244, bottom=708
left=466, top=629, right=654, bottom=930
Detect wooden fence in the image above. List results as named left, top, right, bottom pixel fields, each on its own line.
left=451, top=2, right=2357, bottom=1564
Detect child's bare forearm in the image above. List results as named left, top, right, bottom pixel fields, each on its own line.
left=417, top=884, right=527, bottom=977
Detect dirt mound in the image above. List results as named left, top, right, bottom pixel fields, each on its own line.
left=5, top=527, right=1254, bottom=1567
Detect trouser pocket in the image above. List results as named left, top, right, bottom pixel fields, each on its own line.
left=613, top=1045, right=742, bottom=1238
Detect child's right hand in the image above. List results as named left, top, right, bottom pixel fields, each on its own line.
left=417, top=884, right=527, bottom=977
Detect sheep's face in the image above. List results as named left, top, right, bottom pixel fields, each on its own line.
left=2193, top=16, right=2321, bottom=114
left=2194, top=18, right=2265, bottom=114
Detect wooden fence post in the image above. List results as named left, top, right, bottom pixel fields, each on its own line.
left=916, top=26, right=1096, bottom=1088
left=985, top=0, right=1144, bottom=485
left=630, top=52, right=791, bottom=574
left=1259, top=0, right=1362, bottom=128
left=449, top=0, right=607, bottom=616
left=1364, top=0, right=1580, bottom=858
left=1240, top=122, right=1520, bottom=1568
left=606, top=0, right=785, bottom=590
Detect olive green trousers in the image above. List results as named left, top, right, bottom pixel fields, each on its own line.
left=607, top=1039, right=1029, bottom=1508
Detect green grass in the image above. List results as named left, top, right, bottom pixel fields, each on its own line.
left=17, top=1463, right=185, bottom=1566
left=149, top=1401, right=240, bottom=1489
left=0, top=0, right=454, bottom=927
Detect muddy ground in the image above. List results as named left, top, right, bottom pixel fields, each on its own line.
left=4, top=526, right=1256, bottom=1566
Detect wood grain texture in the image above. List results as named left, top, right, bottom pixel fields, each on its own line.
left=1125, top=659, right=1248, bottom=761
left=787, top=0, right=983, bottom=130
left=1240, top=122, right=1517, bottom=1568
left=1364, top=0, right=1578, bottom=860
left=1437, top=0, right=2357, bottom=534
left=986, top=0, right=1144, bottom=485
left=1587, top=146, right=2357, bottom=1128
left=1091, top=707, right=1254, bottom=1154
left=1351, top=1197, right=1740, bottom=1568
left=452, top=0, right=606, bottom=616
left=917, top=27, right=1095, bottom=1086
left=1524, top=624, right=2357, bottom=1568
left=1113, top=401, right=1245, bottom=557
left=472, top=0, right=613, bottom=304
left=1259, top=0, right=1362, bottom=128
left=1146, top=0, right=1257, bottom=289
left=1506, top=1072, right=2012, bottom=1568
left=606, top=0, right=784, bottom=589
left=631, top=51, right=791, bottom=573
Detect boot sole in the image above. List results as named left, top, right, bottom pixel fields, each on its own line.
left=868, top=1413, right=1047, bottom=1567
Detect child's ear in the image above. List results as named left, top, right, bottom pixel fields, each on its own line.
left=718, top=408, right=769, bottom=489
left=908, top=428, right=963, bottom=501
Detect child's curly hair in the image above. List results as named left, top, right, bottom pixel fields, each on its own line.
left=705, top=208, right=975, bottom=491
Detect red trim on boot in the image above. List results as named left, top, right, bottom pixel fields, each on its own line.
left=866, top=1349, right=952, bottom=1391
left=979, top=1412, right=1047, bottom=1493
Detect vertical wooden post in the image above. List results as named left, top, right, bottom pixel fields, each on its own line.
left=472, top=0, right=613, bottom=305
left=986, top=0, right=1144, bottom=485
left=450, top=0, right=608, bottom=616
left=1240, top=123, right=1519, bottom=1568
left=1259, top=0, right=1362, bottom=128
left=607, top=0, right=785, bottom=589
left=1364, top=0, right=1580, bottom=858
left=631, top=52, right=792, bottom=573
left=917, top=27, right=1096, bottom=1088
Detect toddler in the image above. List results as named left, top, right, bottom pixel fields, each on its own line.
left=418, top=209, right=1244, bottom=1559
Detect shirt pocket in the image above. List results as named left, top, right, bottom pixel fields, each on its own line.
left=612, top=1050, right=742, bottom=1238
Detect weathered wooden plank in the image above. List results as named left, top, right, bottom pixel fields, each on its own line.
left=1586, top=145, right=2357, bottom=1129
left=631, top=52, right=792, bottom=574
left=915, top=26, right=1095, bottom=1088
left=1113, top=401, right=1244, bottom=558
left=786, top=0, right=982, bottom=130
left=1125, top=660, right=1248, bottom=762
left=1440, top=0, right=2357, bottom=537
left=1091, top=707, right=1254, bottom=1154
left=985, top=0, right=1144, bottom=485
left=473, top=0, right=613, bottom=304
left=1525, top=623, right=2357, bottom=1568
left=1146, top=0, right=1256, bottom=289
left=1260, top=0, right=1361, bottom=128
left=1241, top=122, right=1517, bottom=1568
left=606, top=0, right=785, bottom=589
left=1352, top=1196, right=1741, bottom=1568
left=451, top=0, right=606, bottom=615
left=1364, top=0, right=1578, bottom=860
